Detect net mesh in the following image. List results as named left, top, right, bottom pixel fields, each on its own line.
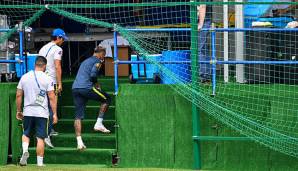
left=1, top=0, right=298, bottom=158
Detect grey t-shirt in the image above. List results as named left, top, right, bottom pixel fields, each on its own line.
left=72, top=56, right=102, bottom=90
left=17, top=71, right=54, bottom=118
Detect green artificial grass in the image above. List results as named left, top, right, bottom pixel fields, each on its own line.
left=60, top=106, right=116, bottom=120
left=51, top=133, right=116, bottom=149
left=116, top=84, right=298, bottom=171
left=2, top=79, right=298, bottom=170
left=0, top=84, right=10, bottom=165
left=27, top=147, right=115, bottom=165
left=8, top=83, right=22, bottom=164
left=0, top=165, right=193, bottom=171
left=54, top=119, right=115, bottom=133
left=116, top=84, right=193, bottom=169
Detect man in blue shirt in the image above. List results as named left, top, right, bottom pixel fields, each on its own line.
left=72, top=46, right=111, bottom=150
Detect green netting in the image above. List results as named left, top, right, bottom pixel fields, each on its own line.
left=0, top=0, right=298, bottom=159
left=0, top=8, right=45, bottom=44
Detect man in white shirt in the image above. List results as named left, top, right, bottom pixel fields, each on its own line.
left=38, top=28, right=68, bottom=148
left=16, top=56, right=58, bottom=166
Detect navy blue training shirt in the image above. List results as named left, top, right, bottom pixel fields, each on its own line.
left=72, top=56, right=102, bottom=89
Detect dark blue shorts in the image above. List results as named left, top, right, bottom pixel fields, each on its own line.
left=23, top=116, right=48, bottom=139
left=72, top=88, right=111, bottom=120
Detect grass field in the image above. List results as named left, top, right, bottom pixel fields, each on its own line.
left=0, top=165, right=193, bottom=171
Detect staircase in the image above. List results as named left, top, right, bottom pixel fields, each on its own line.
left=27, top=78, right=122, bottom=167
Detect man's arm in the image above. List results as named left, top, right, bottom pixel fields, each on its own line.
left=197, top=5, right=206, bottom=30
left=55, top=59, right=62, bottom=93
left=16, top=89, right=23, bottom=120
left=48, top=90, right=58, bottom=124
left=90, top=63, right=101, bottom=90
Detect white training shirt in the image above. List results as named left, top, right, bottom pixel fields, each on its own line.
left=17, top=71, right=54, bottom=118
left=38, top=42, right=63, bottom=84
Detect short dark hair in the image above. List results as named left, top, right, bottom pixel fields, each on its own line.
left=51, top=36, right=64, bottom=41
left=35, top=56, right=47, bottom=67
left=94, top=46, right=106, bottom=54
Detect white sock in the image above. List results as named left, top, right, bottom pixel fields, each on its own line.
left=96, top=118, right=103, bottom=126
left=76, top=136, right=83, bottom=145
left=37, top=156, right=43, bottom=166
left=22, top=142, right=29, bottom=154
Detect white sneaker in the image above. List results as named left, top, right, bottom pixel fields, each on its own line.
left=45, top=137, right=54, bottom=148
left=94, top=123, right=111, bottom=133
left=37, top=164, right=46, bottom=167
left=49, top=129, right=59, bottom=136
left=19, top=151, right=29, bottom=166
left=77, top=143, right=86, bottom=151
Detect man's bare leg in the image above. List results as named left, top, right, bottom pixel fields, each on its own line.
left=36, top=138, right=45, bottom=166
left=94, top=103, right=110, bottom=133
left=74, top=119, right=86, bottom=150
left=19, top=135, right=30, bottom=166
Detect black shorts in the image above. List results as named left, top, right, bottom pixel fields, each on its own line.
left=72, top=87, right=111, bottom=120
left=23, top=116, right=48, bottom=139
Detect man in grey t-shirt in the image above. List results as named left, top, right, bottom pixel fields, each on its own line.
left=16, top=56, right=58, bottom=166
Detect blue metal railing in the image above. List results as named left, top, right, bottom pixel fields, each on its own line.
left=0, top=60, right=22, bottom=63
left=126, top=28, right=298, bottom=32
left=114, top=30, right=119, bottom=95
left=0, top=29, right=11, bottom=32
left=211, top=31, right=216, bottom=96
left=117, top=60, right=298, bottom=65
left=0, top=28, right=25, bottom=76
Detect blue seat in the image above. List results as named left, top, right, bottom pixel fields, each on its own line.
left=131, top=54, right=161, bottom=83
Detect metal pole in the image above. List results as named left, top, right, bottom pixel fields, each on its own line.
left=23, top=27, right=28, bottom=73
left=19, top=30, right=24, bottom=76
left=126, top=28, right=191, bottom=32
left=0, top=60, right=22, bottom=63
left=223, top=0, right=229, bottom=83
left=235, top=0, right=245, bottom=83
left=126, top=27, right=298, bottom=32
left=0, top=29, right=10, bottom=32
left=193, top=136, right=298, bottom=141
left=68, top=41, right=72, bottom=76
left=118, top=60, right=189, bottom=64
left=77, top=42, right=80, bottom=65
left=211, top=28, right=298, bottom=32
left=211, top=31, right=216, bottom=96
left=114, top=30, right=119, bottom=95
left=167, top=33, right=171, bottom=50
left=190, top=0, right=201, bottom=169
left=117, top=60, right=298, bottom=65
left=216, top=60, right=298, bottom=64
